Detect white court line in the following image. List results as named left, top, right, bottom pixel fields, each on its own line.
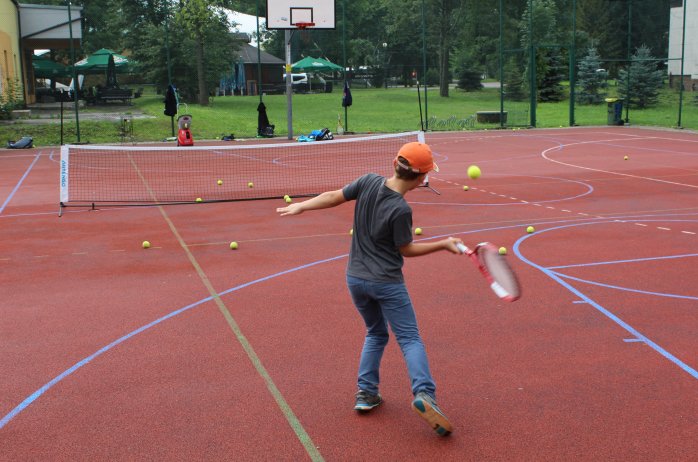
left=541, top=137, right=698, bottom=189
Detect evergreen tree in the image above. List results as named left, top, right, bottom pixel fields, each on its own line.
left=453, top=51, right=482, bottom=91
left=576, top=45, right=608, bottom=104
left=537, top=50, right=566, bottom=102
left=618, top=45, right=664, bottom=108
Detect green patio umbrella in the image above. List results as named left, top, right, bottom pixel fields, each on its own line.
left=32, top=55, right=71, bottom=78
left=291, top=56, right=343, bottom=73
left=74, top=48, right=132, bottom=74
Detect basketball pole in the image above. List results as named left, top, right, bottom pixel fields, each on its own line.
left=285, top=29, right=293, bottom=139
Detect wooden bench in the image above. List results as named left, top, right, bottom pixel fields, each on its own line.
left=97, top=88, right=134, bottom=104
left=476, top=111, right=507, bottom=124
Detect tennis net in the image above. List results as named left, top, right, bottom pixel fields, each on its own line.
left=59, top=131, right=423, bottom=211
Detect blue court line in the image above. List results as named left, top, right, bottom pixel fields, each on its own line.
left=0, top=254, right=346, bottom=430
left=547, top=253, right=698, bottom=270
left=3, top=212, right=697, bottom=428
left=513, top=222, right=698, bottom=381
left=0, top=151, right=42, bottom=215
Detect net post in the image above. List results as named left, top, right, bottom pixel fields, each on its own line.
left=416, top=131, right=440, bottom=195
left=59, top=145, right=69, bottom=207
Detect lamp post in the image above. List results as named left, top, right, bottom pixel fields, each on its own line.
left=382, top=42, right=388, bottom=88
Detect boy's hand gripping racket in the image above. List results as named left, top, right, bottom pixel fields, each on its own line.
left=456, top=242, right=521, bottom=302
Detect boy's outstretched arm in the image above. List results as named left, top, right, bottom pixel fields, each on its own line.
left=276, top=189, right=346, bottom=216
left=400, top=237, right=463, bottom=257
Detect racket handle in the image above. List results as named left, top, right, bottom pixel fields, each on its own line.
left=456, top=243, right=470, bottom=254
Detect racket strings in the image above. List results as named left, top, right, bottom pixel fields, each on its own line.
left=479, top=247, right=520, bottom=298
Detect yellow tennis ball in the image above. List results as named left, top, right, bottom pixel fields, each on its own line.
left=349, top=229, right=353, bottom=235
left=248, top=182, right=254, bottom=188
left=498, top=247, right=507, bottom=255
left=283, top=194, right=290, bottom=200
left=526, top=226, right=535, bottom=234
left=285, top=196, right=292, bottom=203
left=229, top=241, right=238, bottom=250
left=142, top=240, right=151, bottom=249
left=624, top=156, right=628, bottom=160
left=217, top=179, right=223, bottom=185
left=196, top=197, right=203, bottom=203
left=463, top=185, right=469, bottom=191
left=415, top=227, right=423, bottom=235
left=467, top=165, right=481, bottom=180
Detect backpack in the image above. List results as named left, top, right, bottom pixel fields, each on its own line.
left=7, top=136, right=33, bottom=149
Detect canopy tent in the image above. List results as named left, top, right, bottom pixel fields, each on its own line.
left=291, top=56, right=343, bottom=73
left=32, top=55, right=72, bottom=78
left=74, top=48, right=133, bottom=74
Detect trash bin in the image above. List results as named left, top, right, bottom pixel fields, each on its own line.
left=606, top=98, right=624, bottom=125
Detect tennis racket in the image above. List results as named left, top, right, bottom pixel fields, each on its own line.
left=456, top=242, right=521, bottom=302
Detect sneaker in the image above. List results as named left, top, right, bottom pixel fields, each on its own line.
left=411, top=391, right=453, bottom=436
left=354, top=390, right=382, bottom=412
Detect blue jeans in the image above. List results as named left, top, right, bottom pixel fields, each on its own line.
left=346, top=275, right=436, bottom=398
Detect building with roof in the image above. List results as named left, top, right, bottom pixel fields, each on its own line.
left=0, top=0, right=82, bottom=106
left=220, top=34, right=285, bottom=96
left=668, top=0, right=697, bottom=91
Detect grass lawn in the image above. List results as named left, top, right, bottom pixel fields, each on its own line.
left=2, top=85, right=696, bottom=146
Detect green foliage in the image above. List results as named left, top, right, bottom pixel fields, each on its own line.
left=0, top=79, right=24, bottom=120
left=618, top=45, right=664, bottom=109
left=537, top=51, right=566, bottom=102
left=453, top=51, right=482, bottom=91
left=576, top=46, right=608, bottom=104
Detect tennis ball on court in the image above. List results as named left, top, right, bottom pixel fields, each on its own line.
left=142, top=240, right=151, bottom=249
left=229, top=241, right=238, bottom=250
left=283, top=194, right=290, bottom=200
left=350, top=229, right=353, bottom=235
left=526, top=226, right=535, bottom=234
left=248, top=182, right=254, bottom=188
left=624, top=155, right=628, bottom=160
left=499, top=247, right=507, bottom=255
left=217, top=179, right=223, bottom=185
left=196, top=197, right=203, bottom=203
left=467, top=165, right=481, bottom=180
left=415, top=227, right=423, bottom=235
left=463, top=185, right=469, bottom=191
left=285, top=196, right=292, bottom=203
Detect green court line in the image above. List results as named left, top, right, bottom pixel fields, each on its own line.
left=130, top=156, right=324, bottom=461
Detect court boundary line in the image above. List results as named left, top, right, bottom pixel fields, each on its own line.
left=513, top=220, right=698, bottom=381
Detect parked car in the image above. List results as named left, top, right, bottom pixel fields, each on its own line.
left=281, top=73, right=332, bottom=93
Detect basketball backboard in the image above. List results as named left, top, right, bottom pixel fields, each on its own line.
left=266, top=0, right=336, bottom=29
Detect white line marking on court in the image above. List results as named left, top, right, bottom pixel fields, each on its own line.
left=546, top=206, right=555, bottom=209
left=541, top=137, right=698, bottom=189
left=623, top=338, right=645, bottom=343
left=572, top=300, right=587, bottom=304
left=533, top=203, right=542, bottom=206
left=510, top=197, right=518, bottom=200
left=635, top=223, right=647, bottom=227
left=562, top=209, right=571, bottom=213
left=578, top=212, right=588, bottom=216
left=682, top=231, right=696, bottom=235
left=657, top=227, right=671, bottom=231
left=520, top=200, right=529, bottom=203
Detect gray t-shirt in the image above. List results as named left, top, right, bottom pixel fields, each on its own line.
left=342, top=173, right=413, bottom=282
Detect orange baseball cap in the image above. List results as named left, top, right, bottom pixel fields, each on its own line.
left=395, top=142, right=439, bottom=173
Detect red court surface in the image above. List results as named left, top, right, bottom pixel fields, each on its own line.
left=1, top=127, right=697, bottom=461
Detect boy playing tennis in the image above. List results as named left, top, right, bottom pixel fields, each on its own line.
left=276, top=141, right=461, bottom=436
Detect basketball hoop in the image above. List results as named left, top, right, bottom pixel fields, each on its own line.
left=294, top=22, right=315, bottom=29
left=295, top=22, right=314, bottom=42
